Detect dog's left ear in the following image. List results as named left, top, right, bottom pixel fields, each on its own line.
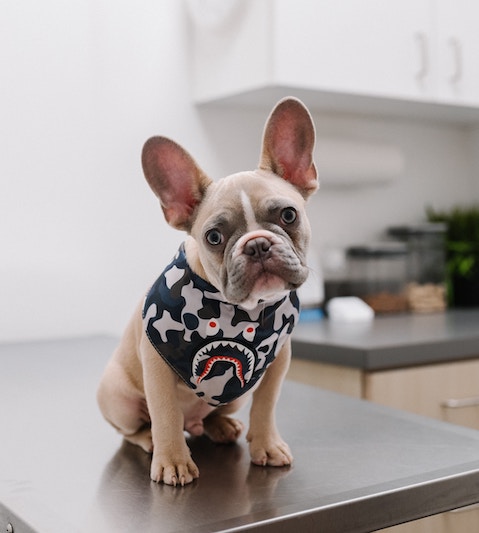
left=260, top=97, right=318, bottom=198
left=142, top=137, right=212, bottom=231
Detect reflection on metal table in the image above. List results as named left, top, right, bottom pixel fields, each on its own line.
left=1, top=336, right=479, bottom=532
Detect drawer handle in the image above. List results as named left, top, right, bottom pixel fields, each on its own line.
left=448, top=37, right=463, bottom=84
left=414, top=32, right=429, bottom=81
left=442, top=396, right=479, bottom=409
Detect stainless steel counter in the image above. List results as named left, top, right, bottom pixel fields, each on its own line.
left=293, top=309, right=479, bottom=370
left=2, top=336, right=479, bottom=532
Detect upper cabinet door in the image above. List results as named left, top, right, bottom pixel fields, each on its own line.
left=436, top=0, right=479, bottom=106
left=188, top=0, right=479, bottom=120
left=273, top=0, right=434, bottom=101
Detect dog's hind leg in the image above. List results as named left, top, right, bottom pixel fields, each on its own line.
left=123, top=425, right=153, bottom=453
left=97, top=358, right=152, bottom=452
left=203, top=396, right=249, bottom=444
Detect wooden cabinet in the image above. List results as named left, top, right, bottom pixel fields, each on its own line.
left=364, top=359, right=479, bottom=430
left=287, top=357, right=479, bottom=432
left=188, top=0, right=479, bottom=119
left=287, top=357, right=479, bottom=532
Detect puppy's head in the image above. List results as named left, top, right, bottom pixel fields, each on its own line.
left=141, top=97, right=318, bottom=309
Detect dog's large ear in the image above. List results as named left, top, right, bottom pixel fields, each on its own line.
left=141, top=137, right=212, bottom=231
left=260, top=97, right=318, bottom=198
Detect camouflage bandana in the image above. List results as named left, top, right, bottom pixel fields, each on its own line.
left=143, top=244, right=300, bottom=406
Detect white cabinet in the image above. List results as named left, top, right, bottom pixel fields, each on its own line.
left=188, top=0, right=479, bottom=119
left=272, top=0, right=434, bottom=101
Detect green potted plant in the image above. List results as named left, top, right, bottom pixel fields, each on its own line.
left=427, top=205, right=479, bottom=307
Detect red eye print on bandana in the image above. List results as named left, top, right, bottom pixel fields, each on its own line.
left=206, top=319, right=220, bottom=336
left=243, top=324, right=256, bottom=342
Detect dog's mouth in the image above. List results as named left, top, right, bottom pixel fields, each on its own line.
left=224, top=256, right=308, bottom=308
left=192, top=340, right=255, bottom=387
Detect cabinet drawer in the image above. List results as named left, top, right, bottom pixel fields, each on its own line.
left=364, top=359, right=479, bottom=429
left=287, top=358, right=363, bottom=398
left=382, top=505, right=479, bottom=533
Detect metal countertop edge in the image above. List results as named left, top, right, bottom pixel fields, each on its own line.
left=291, top=337, right=479, bottom=371
left=0, top=505, right=36, bottom=533
left=189, top=462, right=479, bottom=533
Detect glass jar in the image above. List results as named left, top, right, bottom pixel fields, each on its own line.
left=346, top=243, right=408, bottom=313
left=388, top=224, right=447, bottom=313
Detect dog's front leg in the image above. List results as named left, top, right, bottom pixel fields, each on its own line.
left=246, top=339, right=293, bottom=467
left=140, top=337, right=199, bottom=486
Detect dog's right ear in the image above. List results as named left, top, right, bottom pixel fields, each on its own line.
left=141, top=137, right=212, bottom=231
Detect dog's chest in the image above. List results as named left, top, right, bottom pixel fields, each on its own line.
left=142, top=244, right=300, bottom=406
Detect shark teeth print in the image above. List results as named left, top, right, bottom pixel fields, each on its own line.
left=197, top=356, right=244, bottom=387
left=192, top=340, right=255, bottom=387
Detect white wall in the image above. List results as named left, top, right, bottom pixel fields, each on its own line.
left=310, top=114, right=475, bottom=247
left=1, top=1, right=478, bottom=342
left=0, top=0, right=218, bottom=341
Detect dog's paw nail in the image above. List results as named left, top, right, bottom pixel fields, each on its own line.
left=252, top=456, right=268, bottom=467
left=150, top=468, right=160, bottom=483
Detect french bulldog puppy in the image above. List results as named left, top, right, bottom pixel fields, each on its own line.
left=97, top=97, right=318, bottom=486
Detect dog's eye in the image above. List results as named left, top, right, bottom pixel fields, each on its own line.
left=205, top=229, right=224, bottom=246
left=280, top=207, right=297, bottom=225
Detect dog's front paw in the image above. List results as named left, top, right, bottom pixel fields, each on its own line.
left=150, top=450, right=200, bottom=486
left=247, top=433, right=293, bottom=467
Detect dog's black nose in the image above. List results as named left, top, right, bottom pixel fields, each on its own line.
left=243, top=237, right=272, bottom=258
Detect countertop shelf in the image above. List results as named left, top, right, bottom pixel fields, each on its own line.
left=2, top=336, right=479, bottom=532
left=293, top=309, right=479, bottom=370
